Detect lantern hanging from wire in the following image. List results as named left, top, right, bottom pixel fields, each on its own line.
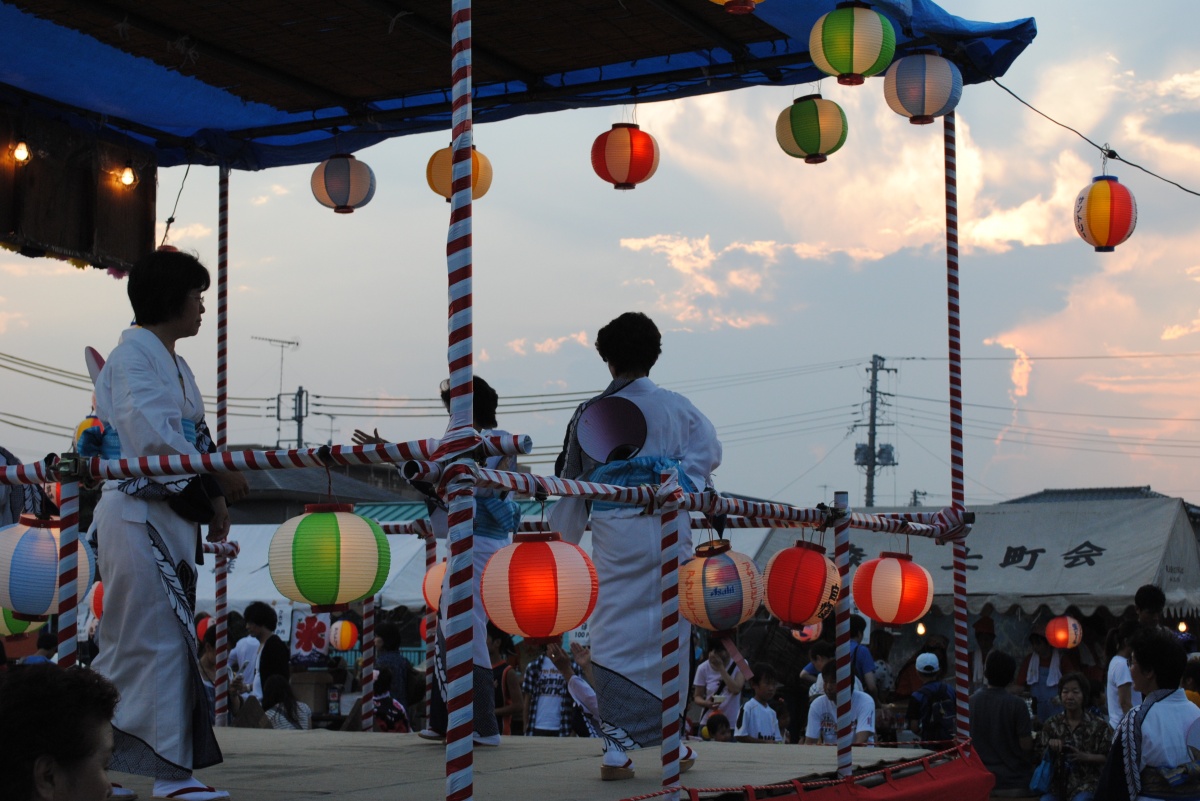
left=763, top=541, right=840, bottom=627
left=481, top=532, right=598, bottom=641
left=426, top=144, right=494, bottom=202
left=330, top=619, right=360, bottom=651
left=810, top=2, right=896, bottom=86
left=1044, top=615, right=1083, bottom=649
left=1074, top=175, right=1137, bottom=252
left=0, top=606, right=45, bottom=636
left=776, top=94, right=848, bottom=164
left=852, top=552, right=933, bottom=625
left=311, top=154, right=376, bottom=213
left=709, top=0, right=762, bottom=13
left=592, top=123, right=659, bottom=190
left=679, top=539, right=763, bottom=633
left=883, top=54, right=962, bottom=124
left=269, top=504, right=390, bottom=613
left=790, top=622, right=823, bottom=642
left=0, top=514, right=95, bottom=621
left=423, top=559, right=447, bottom=613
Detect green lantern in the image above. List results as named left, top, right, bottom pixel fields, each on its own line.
left=0, top=606, right=45, bottom=637
left=776, top=95, right=848, bottom=164
left=269, top=504, right=390, bottom=612
left=809, top=3, right=896, bottom=86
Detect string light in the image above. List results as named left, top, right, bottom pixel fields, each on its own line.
left=119, top=161, right=137, bottom=187
left=12, top=139, right=30, bottom=164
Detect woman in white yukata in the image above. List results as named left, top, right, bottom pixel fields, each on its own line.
left=554, top=311, right=721, bottom=781
left=90, top=249, right=247, bottom=801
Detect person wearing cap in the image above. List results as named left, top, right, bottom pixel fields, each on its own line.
left=906, top=653, right=955, bottom=747
left=1021, top=623, right=1082, bottom=725
left=971, top=616, right=997, bottom=693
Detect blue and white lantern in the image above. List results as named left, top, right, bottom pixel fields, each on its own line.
left=883, top=54, right=963, bottom=125
left=678, top=539, right=763, bottom=633
left=311, top=153, right=376, bottom=213
left=0, top=515, right=95, bottom=621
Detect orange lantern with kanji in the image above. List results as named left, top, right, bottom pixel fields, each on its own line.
left=1074, top=175, right=1136, bottom=252
left=852, top=552, right=933, bottom=625
left=763, top=541, right=840, bottom=627
left=591, top=123, right=659, bottom=190
left=423, top=559, right=447, bottom=612
left=330, top=619, right=359, bottom=651
left=481, top=532, right=598, bottom=641
left=1044, top=615, right=1083, bottom=649
left=679, top=539, right=762, bottom=633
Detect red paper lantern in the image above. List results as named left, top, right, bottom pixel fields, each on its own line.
left=91, top=580, right=104, bottom=619
left=196, top=615, right=210, bottom=641
left=481, top=532, right=598, bottom=640
left=423, top=559, right=447, bottom=612
left=1044, top=615, right=1083, bottom=649
left=591, top=123, right=659, bottom=190
left=679, top=539, right=763, bottom=633
left=1074, top=175, right=1136, bottom=252
left=330, top=619, right=359, bottom=651
left=763, top=541, right=840, bottom=627
left=790, top=622, right=823, bottom=642
left=852, top=552, right=933, bottom=625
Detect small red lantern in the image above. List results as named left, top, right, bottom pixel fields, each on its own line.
left=852, top=552, right=933, bottom=625
left=1044, top=615, right=1083, bottom=649
left=679, top=539, right=763, bottom=633
left=1074, top=175, right=1136, bottom=252
left=591, top=123, right=659, bottom=190
left=330, top=619, right=359, bottom=651
left=91, top=580, right=104, bottom=620
left=763, top=541, right=840, bottom=627
left=481, top=532, right=598, bottom=641
left=790, top=622, right=823, bottom=642
left=196, top=615, right=210, bottom=641
left=423, top=559, right=447, bottom=613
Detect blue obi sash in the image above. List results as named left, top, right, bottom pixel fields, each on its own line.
left=587, top=455, right=696, bottom=512
left=476, top=495, right=520, bottom=540
left=78, top=418, right=198, bottom=459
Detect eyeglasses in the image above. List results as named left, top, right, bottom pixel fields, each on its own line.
left=187, top=292, right=206, bottom=304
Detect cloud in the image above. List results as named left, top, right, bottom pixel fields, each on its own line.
left=964, top=151, right=1091, bottom=253
left=0, top=260, right=74, bottom=277
left=479, top=348, right=491, bottom=362
left=0, top=311, right=26, bottom=334
left=155, top=221, right=212, bottom=243
left=507, top=338, right=527, bottom=356
left=533, top=331, right=588, bottom=354
left=251, top=185, right=290, bottom=206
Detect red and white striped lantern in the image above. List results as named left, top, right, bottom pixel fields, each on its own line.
left=852, top=552, right=933, bottom=625
left=422, top=559, right=446, bottom=613
left=763, top=541, right=840, bottom=627
left=591, top=123, right=659, bottom=190
left=480, top=532, right=598, bottom=640
left=678, top=539, right=762, bottom=633
left=1044, top=615, right=1083, bottom=650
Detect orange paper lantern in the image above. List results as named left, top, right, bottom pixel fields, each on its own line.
left=423, top=559, right=447, bottom=613
left=481, top=532, right=598, bottom=640
left=330, top=619, right=359, bottom=651
left=426, top=144, right=493, bottom=201
left=763, top=541, right=840, bottom=627
left=852, top=552, right=933, bottom=625
left=1044, top=615, right=1083, bottom=649
left=591, top=123, right=659, bottom=190
left=1074, top=175, right=1136, bottom=252
left=679, top=539, right=763, bottom=633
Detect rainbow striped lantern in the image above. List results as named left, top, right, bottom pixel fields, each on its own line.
left=0, top=607, right=45, bottom=636
left=74, top=414, right=104, bottom=449
left=427, top=144, right=493, bottom=202
left=883, top=54, right=963, bottom=125
left=763, top=541, right=840, bottom=627
left=1074, top=176, right=1137, bottom=252
left=591, top=123, right=659, bottom=190
left=679, top=539, right=762, bottom=633
left=709, top=0, right=762, bottom=13
left=481, top=532, right=598, bottom=642
left=423, top=559, right=447, bottom=612
left=810, top=2, right=896, bottom=86
left=311, top=154, right=376, bottom=214
left=269, top=504, right=390, bottom=613
left=1044, top=615, right=1083, bottom=650
left=0, top=514, right=95, bottom=621
left=790, top=622, right=823, bottom=642
left=330, top=619, right=360, bottom=651
left=852, top=552, right=933, bottom=625
left=776, top=95, right=848, bottom=164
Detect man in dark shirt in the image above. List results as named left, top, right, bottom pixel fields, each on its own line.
left=970, top=650, right=1034, bottom=796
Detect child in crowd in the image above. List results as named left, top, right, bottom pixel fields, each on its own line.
left=906, top=653, right=955, bottom=747
left=704, top=713, right=733, bottom=742
left=805, top=661, right=875, bottom=745
left=374, top=666, right=412, bottom=733
left=801, top=640, right=864, bottom=698
left=735, top=664, right=782, bottom=743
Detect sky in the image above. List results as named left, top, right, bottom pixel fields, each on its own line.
left=2, top=0, right=1200, bottom=513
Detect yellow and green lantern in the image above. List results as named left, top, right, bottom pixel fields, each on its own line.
left=269, top=504, right=390, bottom=613
left=776, top=95, right=848, bottom=164
left=810, top=2, right=896, bottom=86
left=0, top=606, right=46, bottom=636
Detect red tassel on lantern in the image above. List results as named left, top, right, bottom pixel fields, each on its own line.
left=763, top=541, right=840, bottom=627
left=481, top=532, right=598, bottom=641
left=1044, top=615, right=1083, bottom=649
left=591, top=123, right=659, bottom=190
left=852, top=552, right=933, bottom=625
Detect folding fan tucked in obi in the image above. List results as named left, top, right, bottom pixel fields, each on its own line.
left=577, top=396, right=647, bottom=464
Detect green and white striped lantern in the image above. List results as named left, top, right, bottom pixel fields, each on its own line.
left=809, top=3, right=896, bottom=86
left=776, top=95, right=848, bottom=164
left=0, top=606, right=45, bottom=636
left=269, top=504, right=390, bottom=612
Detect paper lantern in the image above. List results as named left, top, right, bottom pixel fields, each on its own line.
left=196, top=615, right=210, bottom=641
left=91, top=580, right=103, bottom=619
left=763, top=541, right=840, bottom=627
left=74, top=414, right=104, bottom=447
left=852, top=552, right=933, bottom=625
left=709, top=0, right=761, bottom=13
left=591, top=123, right=659, bottom=190
left=790, top=622, right=823, bottom=642
left=1044, top=615, right=1083, bottom=649
left=776, top=95, right=848, bottom=164
left=0, top=514, right=95, bottom=621
left=423, top=559, right=447, bottom=612
left=330, top=619, right=359, bottom=651
left=810, top=3, right=896, bottom=86
left=481, top=532, right=598, bottom=640
left=679, top=539, right=762, bottom=633
left=1074, top=176, right=1137, bottom=252
left=311, top=154, right=376, bottom=213
left=269, top=504, right=390, bottom=612
left=883, top=54, right=962, bottom=124
left=427, top=145, right=493, bottom=201
left=0, top=607, right=45, bottom=636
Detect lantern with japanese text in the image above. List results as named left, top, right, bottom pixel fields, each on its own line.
left=0, top=514, right=95, bottom=621
left=591, top=123, right=659, bottom=190
left=810, top=3, right=896, bottom=86
left=1074, top=176, right=1136, bottom=252
left=1044, top=615, right=1083, bottom=650
left=311, top=154, right=376, bottom=213
left=481, top=532, right=598, bottom=641
left=776, top=95, right=847, bottom=164
left=883, top=54, right=962, bottom=124
left=330, top=619, right=360, bottom=651
left=679, top=539, right=763, bottom=633
left=0, top=606, right=45, bottom=636
left=426, top=145, right=493, bottom=201
left=269, top=504, right=390, bottom=613
left=852, top=552, right=933, bottom=625
left=423, top=559, right=447, bottom=612
left=763, top=541, right=840, bottom=627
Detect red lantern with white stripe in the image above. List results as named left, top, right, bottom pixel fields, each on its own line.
left=330, top=619, right=360, bottom=651
left=481, top=532, right=598, bottom=641
left=763, top=541, right=840, bottom=627
left=1044, top=615, right=1083, bottom=649
left=423, top=559, right=446, bottom=613
left=591, top=123, right=659, bottom=190
left=679, top=539, right=763, bottom=633
left=852, top=552, right=933, bottom=625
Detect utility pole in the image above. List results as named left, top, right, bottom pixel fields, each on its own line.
left=278, top=386, right=310, bottom=448
left=909, top=489, right=928, bottom=507
left=252, top=335, right=299, bottom=447
left=854, top=355, right=897, bottom=507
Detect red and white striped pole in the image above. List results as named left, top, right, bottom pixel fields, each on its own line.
left=361, top=595, right=376, bottom=731
left=658, top=473, right=683, bottom=797
left=214, top=164, right=232, bottom=727
left=944, top=112, right=971, bottom=742
left=831, top=491, right=854, bottom=778
left=55, top=478, right=80, bottom=668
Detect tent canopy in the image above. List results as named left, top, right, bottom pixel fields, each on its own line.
left=0, top=0, right=1035, bottom=169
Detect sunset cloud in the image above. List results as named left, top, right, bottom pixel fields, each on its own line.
left=156, top=221, right=211, bottom=243
left=533, top=331, right=588, bottom=354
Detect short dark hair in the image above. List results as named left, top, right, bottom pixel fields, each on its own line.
left=1057, top=671, right=1090, bottom=701
left=0, top=665, right=120, bottom=801
left=36, top=629, right=57, bottom=651
left=706, top=713, right=731, bottom=734
left=377, top=622, right=402, bottom=652
left=984, top=650, right=1017, bottom=687
left=750, top=662, right=779, bottom=685
left=1131, top=628, right=1187, bottom=690
left=808, top=640, right=834, bottom=660
left=1182, top=658, right=1200, bottom=689
left=440, top=376, right=499, bottom=429
left=1106, top=619, right=1141, bottom=661
left=127, top=248, right=210, bottom=326
left=850, top=614, right=867, bottom=639
left=1134, top=584, right=1166, bottom=615
left=244, top=601, right=278, bottom=630
left=595, top=312, right=661, bottom=375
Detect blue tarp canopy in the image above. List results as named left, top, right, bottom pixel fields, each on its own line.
left=0, top=0, right=1035, bottom=170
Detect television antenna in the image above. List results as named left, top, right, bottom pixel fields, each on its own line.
left=252, top=336, right=300, bottom=446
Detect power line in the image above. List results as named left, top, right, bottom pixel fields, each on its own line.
left=894, top=393, right=1200, bottom=423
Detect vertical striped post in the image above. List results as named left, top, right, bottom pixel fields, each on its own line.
left=445, top=1, right=476, bottom=798
left=831, top=490, right=854, bottom=778
left=944, top=112, right=970, bottom=742
left=658, top=472, right=682, bottom=798
left=361, top=595, right=376, bottom=731
left=56, top=478, right=80, bottom=668
left=214, top=164, right=232, bottom=727
left=423, top=520, right=437, bottom=726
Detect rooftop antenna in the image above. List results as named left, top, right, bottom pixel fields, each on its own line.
left=252, top=335, right=299, bottom=447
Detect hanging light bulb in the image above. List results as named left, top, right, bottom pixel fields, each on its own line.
left=119, top=161, right=137, bottom=188
left=916, top=621, right=927, bottom=636
left=13, top=139, right=30, bottom=164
